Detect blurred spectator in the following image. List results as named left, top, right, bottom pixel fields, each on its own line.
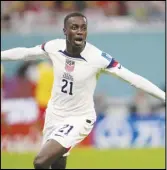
left=85, top=1, right=98, bottom=9
left=94, top=93, right=110, bottom=125
left=1, top=64, right=4, bottom=88
left=1, top=61, right=39, bottom=136
left=75, top=1, right=87, bottom=12
left=1, top=14, right=11, bottom=31
left=61, top=1, right=76, bottom=11
left=3, top=61, right=36, bottom=99
left=129, top=87, right=165, bottom=117
left=102, top=1, right=128, bottom=17
left=129, top=90, right=152, bottom=116
left=126, top=1, right=165, bottom=22
left=151, top=85, right=165, bottom=114
left=1, top=64, right=5, bottom=100
left=94, top=94, right=109, bottom=115
left=148, top=1, right=165, bottom=20
left=1, top=64, right=9, bottom=133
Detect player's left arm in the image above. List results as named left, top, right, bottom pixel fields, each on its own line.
left=104, top=57, right=165, bottom=102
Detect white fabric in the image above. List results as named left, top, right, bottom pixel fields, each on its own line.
left=1, top=46, right=47, bottom=60
left=42, top=115, right=95, bottom=156
left=106, top=64, right=165, bottom=102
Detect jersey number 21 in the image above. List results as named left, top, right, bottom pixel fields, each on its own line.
left=61, top=79, right=73, bottom=95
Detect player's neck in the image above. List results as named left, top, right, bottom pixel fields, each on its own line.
left=65, top=41, right=85, bottom=57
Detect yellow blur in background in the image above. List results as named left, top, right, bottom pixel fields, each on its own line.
left=35, top=61, right=54, bottom=107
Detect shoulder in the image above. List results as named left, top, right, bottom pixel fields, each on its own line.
left=42, top=39, right=66, bottom=52
left=84, top=41, right=114, bottom=68
left=84, top=41, right=102, bottom=56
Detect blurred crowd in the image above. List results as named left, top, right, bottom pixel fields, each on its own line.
left=1, top=1, right=165, bottom=33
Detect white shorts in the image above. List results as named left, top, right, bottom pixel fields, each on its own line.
left=42, top=115, right=96, bottom=156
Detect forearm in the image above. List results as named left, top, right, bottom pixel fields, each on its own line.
left=1, top=46, right=47, bottom=61
left=130, top=74, right=165, bottom=101
left=109, top=66, right=165, bottom=101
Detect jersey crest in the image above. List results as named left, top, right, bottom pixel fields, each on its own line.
left=65, top=59, right=75, bottom=72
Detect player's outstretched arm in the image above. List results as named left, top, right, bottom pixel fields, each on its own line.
left=106, top=64, right=165, bottom=102
left=1, top=45, right=47, bottom=61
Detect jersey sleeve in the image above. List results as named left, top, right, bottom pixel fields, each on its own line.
left=98, top=51, right=122, bottom=73
left=1, top=39, right=60, bottom=61
left=40, top=39, right=63, bottom=54
left=1, top=45, right=48, bottom=61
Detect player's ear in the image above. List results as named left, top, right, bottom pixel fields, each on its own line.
left=63, top=28, right=67, bottom=36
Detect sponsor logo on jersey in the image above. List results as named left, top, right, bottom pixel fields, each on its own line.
left=65, top=59, right=75, bottom=72
left=63, top=72, right=74, bottom=81
left=118, top=64, right=122, bottom=69
left=101, top=52, right=112, bottom=62
left=54, top=134, right=63, bottom=137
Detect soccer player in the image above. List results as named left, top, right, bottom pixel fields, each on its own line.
left=1, top=12, right=165, bottom=169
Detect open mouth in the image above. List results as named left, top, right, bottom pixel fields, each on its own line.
left=74, top=37, right=84, bottom=45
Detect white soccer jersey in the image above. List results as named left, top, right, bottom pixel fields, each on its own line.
left=39, top=39, right=118, bottom=120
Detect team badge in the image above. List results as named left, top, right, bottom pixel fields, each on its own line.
left=65, top=59, right=75, bottom=72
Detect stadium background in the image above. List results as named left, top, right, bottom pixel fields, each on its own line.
left=1, top=1, right=165, bottom=169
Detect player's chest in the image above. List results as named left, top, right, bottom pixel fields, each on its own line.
left=50, top=52, right=98, bottom=82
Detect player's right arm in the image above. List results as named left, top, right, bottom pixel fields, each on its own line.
left=1, top=43, right=48, bottom=61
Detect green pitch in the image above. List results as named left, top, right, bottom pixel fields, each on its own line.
left=1, top=147, right=165, bottom=169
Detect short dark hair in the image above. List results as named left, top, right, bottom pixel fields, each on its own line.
left=64, top=12, right=87, bottom=27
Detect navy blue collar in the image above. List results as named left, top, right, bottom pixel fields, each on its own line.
left=58, top=50, right=87, bottom=62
